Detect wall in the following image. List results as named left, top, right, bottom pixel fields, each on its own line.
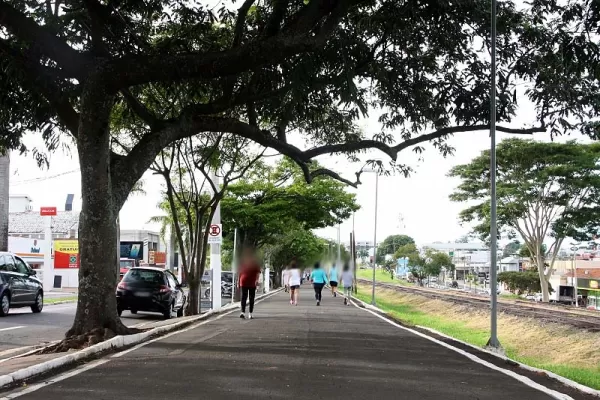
left=8, top=196, right=32, bottom=213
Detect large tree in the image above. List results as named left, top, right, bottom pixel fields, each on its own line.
left=0, top=0, right=597, bottom=340
left=149, top=134, right=263, bottom=314
left=449, top=139, right=600, bottom=302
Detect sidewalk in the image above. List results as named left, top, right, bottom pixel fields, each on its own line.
left=0, top=288, right=593, bottom=399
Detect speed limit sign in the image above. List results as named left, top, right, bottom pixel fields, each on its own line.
left=208, top=224, right=222, bottom=244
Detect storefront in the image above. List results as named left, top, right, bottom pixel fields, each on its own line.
left=578, top=278, right=600, bottom=310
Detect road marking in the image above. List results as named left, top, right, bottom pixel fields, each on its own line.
left=350, top=299, right=574, bottom=400
left=0, top=327, right=24, bottom=333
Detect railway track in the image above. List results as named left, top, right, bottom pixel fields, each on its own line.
left=358, top=279, right=600, bottom=331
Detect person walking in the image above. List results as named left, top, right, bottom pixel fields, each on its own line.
left=310, top=262, right=328, bottom=306
left=329, top=263, right=339, bottom=297
left=287, top=261, right=302, bottom=305
left=341, top=263, right=353, bottom=306
left=282, top=265, right=291, bottom=294
left=239, top=248, right=261, bottom=319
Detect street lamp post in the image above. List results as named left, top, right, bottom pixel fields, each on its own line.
left=361, top=167, right=379, bottom=306
left=487, top=0, right=501, bottom=349
left=371, top=172, right=379, bottom=305
left=570, top=245, right=579, bottom=307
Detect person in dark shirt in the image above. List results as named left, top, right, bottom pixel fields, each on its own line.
left=239, top=247, right=261, bottom=319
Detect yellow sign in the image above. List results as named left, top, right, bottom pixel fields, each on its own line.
left=590, top=281, right=599, bottom=289
left=53, top=239, right=80, bottom=269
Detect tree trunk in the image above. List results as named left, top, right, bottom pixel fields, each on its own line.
left=537, top=252, right=550, bottom=302
left=188, top=278, right=200, bottom=315
left=0, top=152, right=9, bottom=252
left=67, top=90, right=131, bottom=338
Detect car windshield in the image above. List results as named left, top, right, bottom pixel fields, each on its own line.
left=120, top=260, right=134, bottom=269
left=123, top=269, right=164, bottom=284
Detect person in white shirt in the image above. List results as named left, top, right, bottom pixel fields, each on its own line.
left=341, top=263, right=354, bottom=306
left=287, top=260, right=302, bottom=306
left=282, top=266, right=291, bottom=293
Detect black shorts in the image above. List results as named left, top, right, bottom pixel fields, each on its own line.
left=290, top=285, right=300, bottom=290
left=330, top=281, right=338, bottom=287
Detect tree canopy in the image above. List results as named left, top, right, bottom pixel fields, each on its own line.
left=376, top=234, right=415, bottom=262
left=449, top=139, right=600, bottom=301
left=221, top=158, right=359, bottom=249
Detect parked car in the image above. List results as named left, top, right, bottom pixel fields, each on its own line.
left=116, top=267, right=186, bottom=319
left=0, top=252, right=44, bottom=316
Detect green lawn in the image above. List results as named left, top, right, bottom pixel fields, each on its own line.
left=44, top=296, right=78, bottom=304
left=355, top=286, right=600, bottom=390
left=356, top=268, right=411, bottom=285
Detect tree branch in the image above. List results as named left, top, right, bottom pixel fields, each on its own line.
left=120, top=89, right=161, bottom=129
left=0, top=39, right=80, bottom=135
left=0, top=1, right=90, bottom=77
left=232, top=0, right=256, bottom=47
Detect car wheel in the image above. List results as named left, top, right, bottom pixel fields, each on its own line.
left=130, top=309, right=138, bottom=315
left=176, top=305, right=184, bottom=318
left=0, top=292, right=10, bottom=317
left=31, top=291, right=43, bottom=313
left=163, top=303, right=174, bottom=320
left=117, top=307, right=123, bottom=317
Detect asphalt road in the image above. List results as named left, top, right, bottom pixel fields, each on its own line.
left=0, top=298, right=231, bottom=357
left=0, top=289, right=574, bottom=400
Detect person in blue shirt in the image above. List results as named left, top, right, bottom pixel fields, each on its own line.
left=310, top=262, right=328, bottom=306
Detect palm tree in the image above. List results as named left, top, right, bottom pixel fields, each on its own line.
left=0, top=152, right=9, bottom=251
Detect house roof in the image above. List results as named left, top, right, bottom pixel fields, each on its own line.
left=564, top=268, right=600, bottom=279
left=9, top=211, right=80, bottom=234
left=500, top=257, right=519, bottom=264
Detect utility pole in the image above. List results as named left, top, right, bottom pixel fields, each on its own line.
left=487, top=0, right=501, bottom=350
left=336, top=224, right=341, bottom=266
left=371, top=172, right=379, bottom=306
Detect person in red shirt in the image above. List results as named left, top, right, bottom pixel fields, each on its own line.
left=238, top=247, right=262, bottom=319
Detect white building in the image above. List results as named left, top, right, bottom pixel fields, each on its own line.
left=421, top=242, right=491, bottom=279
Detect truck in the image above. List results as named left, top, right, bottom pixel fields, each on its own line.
left=119, top=258, right=141, bottom=278
left=550, top=285, right=575, bottom=304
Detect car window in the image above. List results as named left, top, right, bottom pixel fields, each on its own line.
left=123, top=269, right=165, bottom=284
left=0, top=255, right=5, bottom=271
left=166, top=272, right=178, bottom=288
left=3, top=255, right=17, bottom=273
left=14, top=257, right=30, bottom=275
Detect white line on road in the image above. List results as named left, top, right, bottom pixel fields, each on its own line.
left=0, top=327, right=24, bottom=333
left=350, top=299, right=574, bottom=400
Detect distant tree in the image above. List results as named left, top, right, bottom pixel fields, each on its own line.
left=450, top=139, right=600, bottom=302
left=518, top=243, right=548, bottom=263
left=498, top=271, right=554, bottom=295
left=358, top=249, right=369, bottom=264
left=393, top=243, right=420, bottom=260
left=502, top=240, right=521, bottom=258
left=409, top=249, right=454, bottom=286
left=455, top=235, right=472, bottom=243
left=377, top=235, right=415, bottom=263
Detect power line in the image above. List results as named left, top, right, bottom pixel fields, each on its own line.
left=9, top=169, right=80, bottom=186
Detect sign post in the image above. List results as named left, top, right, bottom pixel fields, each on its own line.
left=40, top=207, right=56, bottom=290
left=209, top=172, right=222, bottom=311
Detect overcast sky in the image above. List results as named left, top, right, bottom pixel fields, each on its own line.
left=8, top=97, right=591, bottom=247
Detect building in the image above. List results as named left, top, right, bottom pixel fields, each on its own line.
left=9, top=195, right=33, bottom=213
left=565, top=268, right=600, bottom=310
left=421, top=242, right=491, bottom=279
left=499, top=256, right=523, bottom=272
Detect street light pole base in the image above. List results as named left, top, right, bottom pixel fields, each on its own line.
left=485, top=338, right=504, bottom=354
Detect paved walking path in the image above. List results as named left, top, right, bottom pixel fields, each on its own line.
left=0, top=287, right=577, bottom=399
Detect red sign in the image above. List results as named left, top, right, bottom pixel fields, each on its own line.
left=40, top=207, right=57, bottom=216
left=210, top=225, right=221, bottom=236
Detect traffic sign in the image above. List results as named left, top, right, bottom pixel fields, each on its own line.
left=208, top=224, right=222, bottom=244
left=40, top=207, right=57, bottom=216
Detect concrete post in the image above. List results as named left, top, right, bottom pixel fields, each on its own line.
left=210, top=171, right=222, bottom=311
left=42, top=216, right=54, bottom=290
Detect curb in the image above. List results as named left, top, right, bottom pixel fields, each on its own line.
left=44, top=300, right=77, bottom=306
left=0, top=288, right=282, bottom=390
left=349, top=295, right=600, bottom=398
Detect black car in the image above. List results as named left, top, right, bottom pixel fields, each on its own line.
left=0, top=252, right=44, bottom=317
left=116, top=267, right=186, bottom=319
